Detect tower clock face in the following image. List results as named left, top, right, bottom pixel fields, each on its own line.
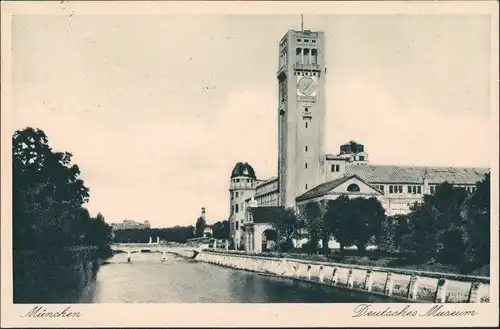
left=297, top=76, right=317, bottom=96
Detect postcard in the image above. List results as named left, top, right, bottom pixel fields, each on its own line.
left=1, top=1, right=498, bottom=327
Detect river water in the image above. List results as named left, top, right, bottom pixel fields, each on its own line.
left=80, top=252, right=395, bottom=303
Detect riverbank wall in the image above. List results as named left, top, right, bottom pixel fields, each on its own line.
left=13, top=246, right=109, bottom=303
left=171, top=248, right=490, bottom=303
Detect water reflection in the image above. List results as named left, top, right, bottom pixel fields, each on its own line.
left=81, top=253, right=396, bottom=303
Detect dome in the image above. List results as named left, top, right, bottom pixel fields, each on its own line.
left=231, top=162, right=256, bottom=179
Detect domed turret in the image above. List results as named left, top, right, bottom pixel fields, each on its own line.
left=231, top=162, right=256, bottom=179
left=228, top=161, right=258, bottom=251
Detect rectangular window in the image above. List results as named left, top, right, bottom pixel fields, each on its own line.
left=389, top=186, right=393, bottom=194
left=408, top=186, right=412, bottom=193
left=305, top=162, right=308, bottom=169
left=430, top=186, right=435, bottom=194
left=235, top=204, right=239, bottom=213
left=398, top=185, right=403, bottom=193
left=235, top=221, right=239, bottom=230
left=417, top=186, right=421, bottom=194
left=305, top=122, right=308, bottom=128
left=305, top=184, right=308, bottom=190
left=231, top=192, right=234, bottom=200
left=335, top=164, right=340, bottom=172
left=380, top=185, right=384, bottom=193
left=305, top=146, right=308, bottom=152
left=231, top=205, right=234, bottom=214
left=235, top=192, right=239, bottom=197
left=359, top=156, right=365, bottom=161
left=331, top=164, right=334, bottom=172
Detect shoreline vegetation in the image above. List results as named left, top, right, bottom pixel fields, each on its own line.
left=13, top=127, right=113, bottom=303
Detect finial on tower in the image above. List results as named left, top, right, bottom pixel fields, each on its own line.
left=301, top=14, right=304, bottom=31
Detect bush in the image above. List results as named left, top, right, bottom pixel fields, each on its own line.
left=279, top=240, right=294, bottom=253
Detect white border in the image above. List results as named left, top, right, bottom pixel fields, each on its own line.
left=1, top=1, right=498, bottom=327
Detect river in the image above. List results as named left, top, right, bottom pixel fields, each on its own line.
left=79, top=252, right=396, bottom=303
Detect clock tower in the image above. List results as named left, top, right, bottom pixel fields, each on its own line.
left=277, top=29, right=326, bottom=208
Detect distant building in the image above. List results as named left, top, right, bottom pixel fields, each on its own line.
left=111, top=219, right=151, bottom=231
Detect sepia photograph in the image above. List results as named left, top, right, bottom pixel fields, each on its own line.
left=1, top=1, right=498, bottom=327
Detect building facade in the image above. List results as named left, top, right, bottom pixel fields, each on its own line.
left=111, top=219, right=151, bottom=231
left=227, top=28, right=489, bottom=253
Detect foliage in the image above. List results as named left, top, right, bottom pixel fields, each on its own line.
left=211, top=220, right=230, bottom=239
left=323, top=196, right=386, bottom=253
left=298, top=202, right=327, bottom=254
left=12, top=127, right=112, bottom=251
left=195, top=216, right=206, bottom=238
left=112, top=225, right=195, bottom=243
left=460, top=173, right=491, bottom=267
left=271, top=207, right=303, bottom=252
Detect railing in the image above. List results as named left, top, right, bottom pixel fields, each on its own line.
left=294, top=63, right=321, bottom=71
left=195, top=250, right=490, bottom=303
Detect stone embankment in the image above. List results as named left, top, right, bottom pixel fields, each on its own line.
left=170, top=248, right=490, bottom=303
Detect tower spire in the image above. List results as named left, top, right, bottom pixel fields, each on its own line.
left=301, top=14, right=304, bottom=31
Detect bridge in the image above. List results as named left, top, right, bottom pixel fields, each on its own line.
left=110, top=243, right=207, bottom=262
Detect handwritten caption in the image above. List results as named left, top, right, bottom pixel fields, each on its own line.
left=353, top=304, right=477, bottom=317
left=21, top=305, right=81, bottom=319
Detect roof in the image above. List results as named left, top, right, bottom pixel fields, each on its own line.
left=248, top=206, right=286, bottom=224
left=325, top=154, right=348, bottom=160
left=231, top=162, right=256, bottom=179
left=345, top=164, right=489, bottom=185
left=296, top=175, right=355, bottom=202
left=255, top=176, right=278, bottom=188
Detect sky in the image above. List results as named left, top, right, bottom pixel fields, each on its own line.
left=11, top=14, right=492, bottom=228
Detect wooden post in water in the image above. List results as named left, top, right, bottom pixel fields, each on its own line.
left=384, top=272, right=394, bottom=296
left=346, top=268, right=354, bottom=288
left=434, top=278, right=447, bottom=303
left=407, top=274, right=420, bottom=300
left=364, top=269, right=373, bottom=291
left=467, top=282, right=481, bottom=303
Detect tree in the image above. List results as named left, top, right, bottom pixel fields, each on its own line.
left=324, top=195, right=385, bottom=254
left=272, top=207, right=302, bottom=252
left=461, top=173, right=490, bottom=267
left=195, top=216, right=206, bottom=238
left=404, top=182, right=471, bottom=264
left=212, top=220, right=230, bottom=239
left=298, top=201, right=327, bottom=254
left=12, top=127, right=92, bottom=250
left=83, top=213, right=112, bottom=248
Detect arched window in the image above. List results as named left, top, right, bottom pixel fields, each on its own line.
left=347, top=184, right=360, bottom=192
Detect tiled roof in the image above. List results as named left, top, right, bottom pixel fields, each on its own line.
left=296, top=176, right=354, bottom=202
left=345, top=164, right=489, bottom=185
left=248, top=206, right=285, bottom=224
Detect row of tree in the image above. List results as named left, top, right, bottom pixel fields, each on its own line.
left=272, top=173, right=490, bottom=270
left=112, top=219, right=229, bottom=243
left=13, top=127, right=112, bottom=251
